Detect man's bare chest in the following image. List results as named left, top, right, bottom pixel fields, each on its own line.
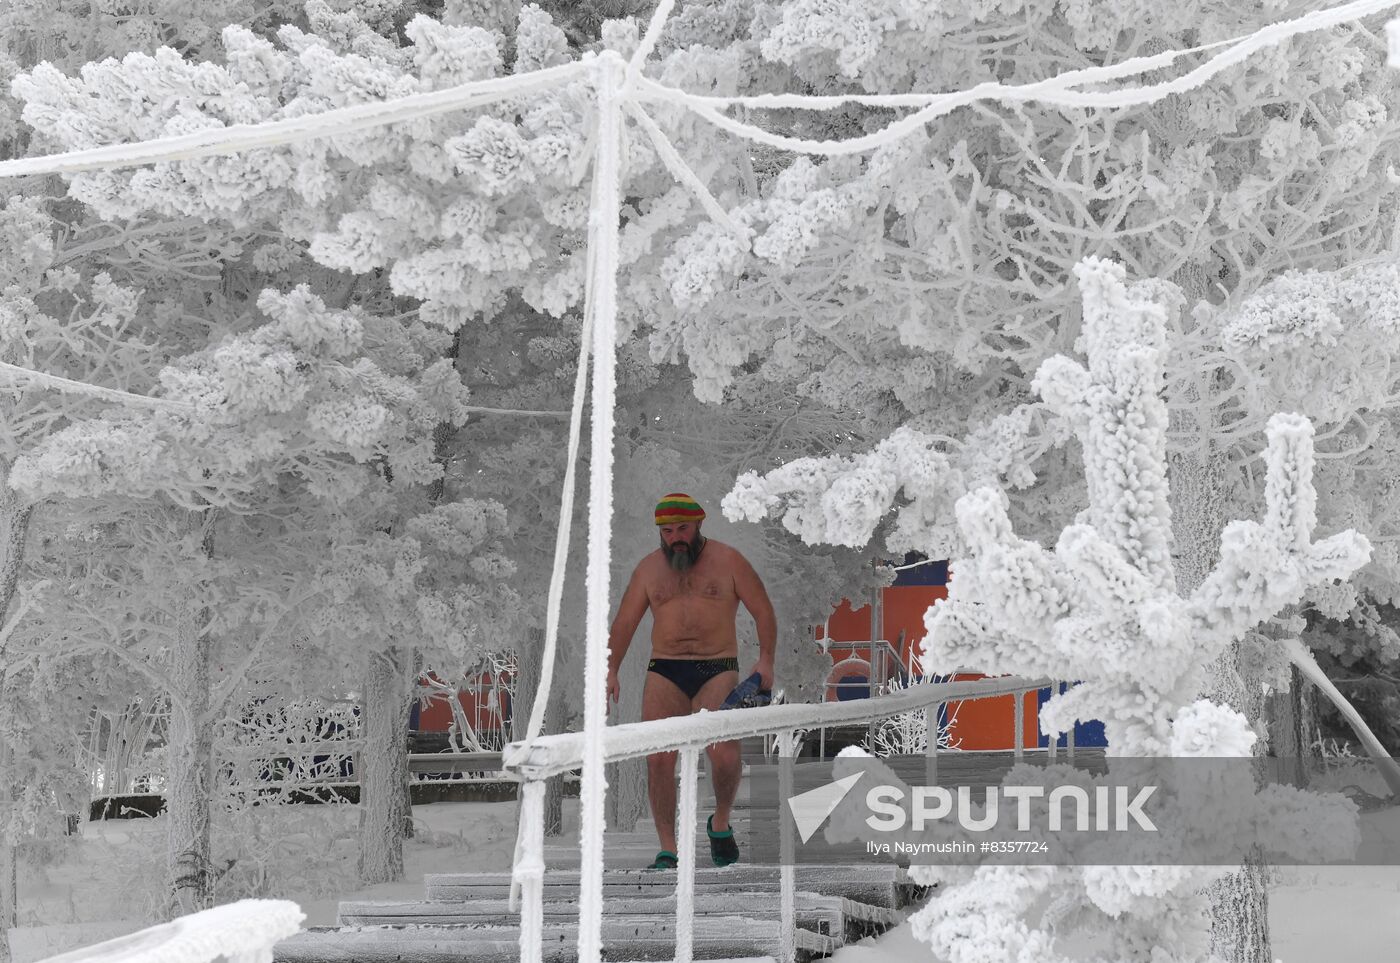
left=648, top=572, right=734, bottom=609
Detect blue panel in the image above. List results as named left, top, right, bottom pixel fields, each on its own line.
left=835, top=674, right=869, bottom=701
left=889, top=553, right=949, bottom=587
left=1073, top=717, right=1108, bottom=747
left=1036, top=686, right=1055, bottom=748
left=1037, top=683, right=1109, bottom=748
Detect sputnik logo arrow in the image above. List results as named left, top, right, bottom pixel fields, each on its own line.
left=786, top=771, right=865, bottom=844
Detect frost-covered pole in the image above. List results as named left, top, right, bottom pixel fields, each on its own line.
left=167, top=505, right=216, bottom=915
left=576, top=48, right=625, bottom=963
left=357, top=647, right=410, bottom=885
left=0, top=467, right=31, bottom=963
left=675, top=747, right=700, bottom=963
left=778, top=729, right=796, bottom=963
left=514, top=779, right=546, bottom=963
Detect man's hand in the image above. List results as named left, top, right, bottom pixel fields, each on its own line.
left=748, top=657, right=774, bottom=691
left=606, top=668, right=621, bottom=712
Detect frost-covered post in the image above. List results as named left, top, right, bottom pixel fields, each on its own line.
left=0, top=463, right=33, bottom=963
left=576, top=45, right=625, bottom=963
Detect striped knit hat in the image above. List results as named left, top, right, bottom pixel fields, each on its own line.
left=655, top=493, right=705, bottom=526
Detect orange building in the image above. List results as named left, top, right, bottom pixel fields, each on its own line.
left=817, top=556, right=1105, bottom=751
left=409, top=670, right=512, bottom=749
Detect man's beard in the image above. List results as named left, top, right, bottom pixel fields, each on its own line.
left=663, top=532, right=702, bottom=572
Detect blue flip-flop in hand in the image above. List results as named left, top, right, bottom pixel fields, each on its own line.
left=720, top=671, right=772, bottom=710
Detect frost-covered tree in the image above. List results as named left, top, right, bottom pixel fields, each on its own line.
left=296, top=490, right=521, bottom=882
left=9, top=3, right=1399, bottom=958
left=935, top=260, right=1369, bottom=750
left=2, top=272, right=474, bottom=905
left=7, top=0, right=896, bottom=847
left=0, top=191, right=250, bottom=934
left=655, top=0, right=1400, bottom=597
left=833, top=258, right=1368, bottom=963
left=660, top=7, right=1400, bottom=956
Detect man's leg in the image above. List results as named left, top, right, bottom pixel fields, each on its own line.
left=693, top=670, right=741, bottom=832
left=642, top=669, right=694, bottom=855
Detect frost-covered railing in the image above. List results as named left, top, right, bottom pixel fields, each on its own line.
left=34, top=899, right=304, bottom=963
left=502, top=673, right=1051, bottom=963
left=819, top=638, right=907, bottom=756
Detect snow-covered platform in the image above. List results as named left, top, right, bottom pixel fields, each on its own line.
left=274, top=861, right=917, bottom=961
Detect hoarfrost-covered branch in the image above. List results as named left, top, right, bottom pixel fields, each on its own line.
left=0, top=361, right=196, bottom=412
left=722, top=406, right=1067, bottom=557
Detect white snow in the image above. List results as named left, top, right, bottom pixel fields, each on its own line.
left=6, top=800, right=520, bottom=962
left=11, top=792, right=1400, bottom=962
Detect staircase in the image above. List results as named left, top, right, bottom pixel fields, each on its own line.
left=273, top=740, right=925, bottom=962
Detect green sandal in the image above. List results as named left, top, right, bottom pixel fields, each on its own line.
left=708, top=815, right=739, bottom=867
left=649, top=850, right=679, bottom=870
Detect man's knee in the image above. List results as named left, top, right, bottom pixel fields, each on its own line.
left=705, top=740, right=740, bottom=767
left=647, top=749, right=679, bottom=776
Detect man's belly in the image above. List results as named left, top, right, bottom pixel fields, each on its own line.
left=650, top=618, right=738, bottom=658
left=650, top=636, right=739, bottom=659
left=650, top=597, right=739, bottom=658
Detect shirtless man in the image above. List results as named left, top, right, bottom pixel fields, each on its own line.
left=607, top=493, right=777, bottom=870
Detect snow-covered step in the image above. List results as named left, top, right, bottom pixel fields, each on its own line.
left=272, top=915, right=839, bottom=962
left=336, top=891, right=850, bottom=935
left=629, top=814, right=773, bottom=835
left=543, top=822, right=769, bottom=848
left=424, top=865, right=906, bottom=908
left=540, top=837, right=780, bottom=870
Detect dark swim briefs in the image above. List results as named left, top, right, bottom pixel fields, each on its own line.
left=647, top=657, right=739, bottom=699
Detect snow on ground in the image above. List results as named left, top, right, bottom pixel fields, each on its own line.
left=1270, top=865, right=1400, bottom=962
left=825, top=861, right=1400, bottom=963
left=9, top=786, right=1400, bottom=962
left=7, top=797, right=523, bottom=961
left=294, top=797, right=521, bottom=926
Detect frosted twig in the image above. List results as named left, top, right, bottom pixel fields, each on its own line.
left=465, top=405, right=569, bottom=417
left=0, top=579, right=50, bottom=651
left=0, top=361, right=194, bottom=411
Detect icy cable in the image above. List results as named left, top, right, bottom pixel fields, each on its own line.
left=511, top=779, right=546, bottom=963
left=632, top=0, right=1400, bottom=157
left=0, top=1, right=1391, bottom=182
left=0, top=360, right=197, bottom=411
left=518, top=222, right=595, bottom=749
left=0, top=61, right=586, bottom=178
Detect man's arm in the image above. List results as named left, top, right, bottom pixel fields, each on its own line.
left=607, top=564, right=650, bottom=705
left=733, top=551, right=777, bottom=689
